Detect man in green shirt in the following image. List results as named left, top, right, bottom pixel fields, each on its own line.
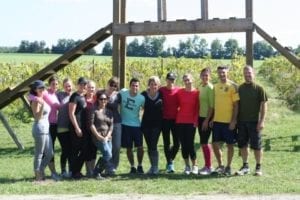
left=236, top=66, right=268, bottom=176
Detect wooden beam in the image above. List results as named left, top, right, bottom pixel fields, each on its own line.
left=201, top=0, right=208, bottom=20
left=246, top=0, right=253, bottom=19
left=0, top=111, right=24, bottom=150
left=254, top=23, right=300, bottom=69
left=113, top=18, right=253, bottom=36
left=246, top=30, right=253, bottom=66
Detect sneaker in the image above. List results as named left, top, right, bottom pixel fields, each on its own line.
left=254, top=168, right=263, bottom=176
left=152, top=166, right=159, bottom=175
left=191, top=165, right=199, bottom=175
left=94, top=173, right=105, bottom=180
left=51, top=173, right=61, bottom=181
left=129, top=167, right=137, bottom=174
left=199, top=166, right=213, bottom=175
left=214, top=165, right=225, bottom=174
left=224, top=166, right=231, bottom=176
left=235, top=166, right=250, bottom=176
left=147, top=166, right=154, bottom=175
left=72, top=172, right=83, bottom=180
left=61, top=171, right=72, bottom=178
left=137, top=166, right=144, bottom=174
left=166, top=163, right=175, bottom=173
left=184, top=165, right=191, bottom=175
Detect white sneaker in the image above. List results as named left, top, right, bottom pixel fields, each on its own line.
left=191, top=165, right=199, bottom=175
left=199, top=166, right=213, bottom=175
left=184, top=166, right=191, bottom=175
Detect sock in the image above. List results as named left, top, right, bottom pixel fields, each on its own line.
left=202, top=144, right=212, bottom=168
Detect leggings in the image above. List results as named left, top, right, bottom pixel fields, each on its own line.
left=177, top=123, right=196, bottom=160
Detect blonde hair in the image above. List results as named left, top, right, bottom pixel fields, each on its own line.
left=148, top=76, right=161, bottom=86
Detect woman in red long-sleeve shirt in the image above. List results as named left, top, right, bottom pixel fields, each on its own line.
left=176, top=73, right=199, bottom=175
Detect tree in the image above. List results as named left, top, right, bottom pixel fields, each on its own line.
left=193, top=35, right=208, bottom=58
left=253, top=41, right=275, bottom=59
left=127, top=38, right=140, bottom=56
left=294, top=45, right=300, bottom=55
left=18, top=40, right=47, bottom=53
left=210, top=39, right=224, bottom=59
left=224, top=39, right=239, bottom=59
left=102, top=42, right=112, bottom=56
left=51, top=39, right=77, bottom=54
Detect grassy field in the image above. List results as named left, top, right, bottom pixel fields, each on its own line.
left=0, top=54, right=299, bottom=195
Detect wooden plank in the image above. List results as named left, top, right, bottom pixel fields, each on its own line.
left=201, top=0, right=208, bottom=20
left=0, top=23, right=112, bottom=109
left=113, top=18, right=253, bottom=36
left=254, top=23, right=300, bottom=69
left=246, top=30, right=253, bottom=66
left=0, top=111, right=24, bottom=150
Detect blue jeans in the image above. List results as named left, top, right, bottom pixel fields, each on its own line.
left=95, top=140, right=112, bottom=162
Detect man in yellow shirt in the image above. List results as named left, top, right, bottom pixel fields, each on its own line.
left=212, top=66, right=239, bottom=176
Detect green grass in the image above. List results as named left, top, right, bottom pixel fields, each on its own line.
left=0, top=95, right=299, bottom=194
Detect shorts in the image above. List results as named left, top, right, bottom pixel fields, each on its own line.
left=237, top=121, right=262, bottom=150
left=212, top=122, right=237, bottom=144
left=121, top=125, right=143, bottom=148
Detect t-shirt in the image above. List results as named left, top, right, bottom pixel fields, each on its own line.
left=141, top=90, right=163, bottom=128
left=199, top=83, right=214, bottom=118
left=56, top=91, right=71, bottom=131
left=214, top=80, right=239, bottom=123
left=119, top=89, right=145, bottom=127
left=69, top=92, right=87, bottom=129
left=176, top=88, right=199, bottom=125
left=238, top=82, right=268, bottom=122
left=159, top=86, right=180, bottom=120
left=90, top=107, right=113, bottom=142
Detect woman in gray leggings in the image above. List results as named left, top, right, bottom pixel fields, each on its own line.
left=30, top=80, right=53, bottom=182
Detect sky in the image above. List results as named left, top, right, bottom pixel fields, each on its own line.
left=1, top=0, right=300, bottom=52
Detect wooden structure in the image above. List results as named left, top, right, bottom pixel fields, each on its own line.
left=0, top=0, right=299, bottom=149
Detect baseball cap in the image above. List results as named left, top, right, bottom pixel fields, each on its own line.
left=166, top=72, right=176, bottom=80
left=77, top=77, right=88, bottom=85
left=31, top=80, right=45, bottom=90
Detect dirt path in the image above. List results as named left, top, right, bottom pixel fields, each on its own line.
left=0, top=194, right=299, bottom=200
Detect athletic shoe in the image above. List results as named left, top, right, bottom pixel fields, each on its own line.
left=51, top=173, right=61, bottom=181
left=199, top=166, right=213, bottom=175
left=214, top=165, right=225, bottom=174
left=191, top=165, right=199, bottom=175
left=94, top=173, right=105, bottom=180
left=137, top=166, right=144, bottom=174
left=224, top=166, right=231, bottom=176
left=147, top=166, right=154, bottom=175
left=183, top=165, right=191, bottom=175
left=254, top=168, right=263, bottom=176
left=166, top=163, right=175, bottom=173
left=61, top=171, right=72, bottom=178
left=235, top=166, right=250, bottom=176
left=152, top=166, right=159, bottom=175
left=129, top=167, right=137, bottom=174
left=72, top=172, right=83, bottom=180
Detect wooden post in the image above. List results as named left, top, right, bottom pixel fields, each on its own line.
left=162, top=0, right=167, bottom=21
left=201, top=0, right=208, bottom=20
left=245, top=0, right=253, bottom=66
left=158, top=0, right=166, bottom=21
left=113, top=0, right=121, bottom=79
left=120, top=0, right=126, bottom=88
left=0, top=111, right=24, bottom=150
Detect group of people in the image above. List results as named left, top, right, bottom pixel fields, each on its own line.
left=29, top=64, right=267, bottom=182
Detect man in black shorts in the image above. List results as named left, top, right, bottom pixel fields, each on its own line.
left=236, top=66, right=268, bottom=176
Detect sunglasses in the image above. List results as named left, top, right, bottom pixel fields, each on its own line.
left=99, top=98, right=107, bottom=101
left=109, top=83, right=118, bottom=88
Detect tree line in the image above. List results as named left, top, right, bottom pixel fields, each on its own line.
left=1, top=36, right=300, bottom=60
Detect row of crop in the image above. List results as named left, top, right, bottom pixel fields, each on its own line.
left=258, top=56, right=300, bottom=110
left=1, top=56, right=247, bottom=122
